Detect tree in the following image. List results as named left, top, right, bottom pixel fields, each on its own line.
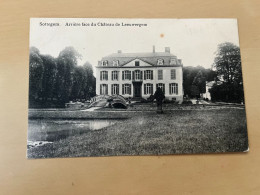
left=190, top=85, right=200, bottom=98
left=40, top=55, right=57, bottom=101
left=55, top=47, right=81, bottom=103
left=213, top=42, right=242, bottom=84
left=28, top=47, right=96, bottom=108
left=192, top=70, right=206, bottom=97
left=71, top=62, right=96, bottom=100
left=29, top=47, right=44, bottom=100
left=210, top=42, right=244, bottom=102
left=82, top=62, right=96, bottom=99
left=71, top=66, right=86, bottom=100
left=183, top=66, right=216, bottom=97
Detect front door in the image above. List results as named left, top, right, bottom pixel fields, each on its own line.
left=134, top=83, right=142, bottom=97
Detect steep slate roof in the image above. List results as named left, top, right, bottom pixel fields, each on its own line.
left=98, top=51, right=182, bottom=67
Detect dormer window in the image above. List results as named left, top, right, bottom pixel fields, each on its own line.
left=102, top=60, right=108, bottom=66
left=135, top=61, right=140, bottom=66
left=157, top=59, right=164, bottom=65
left=170, top=58, right=177, bottom=65
left=113, top=60, right=119, bottom=66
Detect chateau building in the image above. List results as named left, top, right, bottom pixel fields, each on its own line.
left=96, top=46, right=183, bottom=101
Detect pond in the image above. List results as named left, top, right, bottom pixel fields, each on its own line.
left=28, top=119, right=117, bottom=143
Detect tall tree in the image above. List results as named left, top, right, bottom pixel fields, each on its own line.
left=29, top=47, right=44, bottom=100
left=210, top=42, right=244, bottom=102
left=192, top=70, right=206, bottom=96
left=82, top=62, right=96, bottom=99
left=41, top=55, right=57, bottom=101
left=55, top=47, right=81, bottom=103
left=213, top=42, right=242, bottom=85
left=71, top=62, right=96, bottom=101
left=71, top=66, right=86, bottom=100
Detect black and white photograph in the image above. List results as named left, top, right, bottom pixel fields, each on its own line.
left=27, top=18, right=248, bottom=158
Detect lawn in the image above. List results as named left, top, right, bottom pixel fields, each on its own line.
left=27, top=106, right=248, bottom=158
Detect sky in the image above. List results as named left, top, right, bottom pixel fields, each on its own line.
left=30, top=18, right=240, bottom=76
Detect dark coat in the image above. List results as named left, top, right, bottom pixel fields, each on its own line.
left=154, top=87, right=165, bottom=104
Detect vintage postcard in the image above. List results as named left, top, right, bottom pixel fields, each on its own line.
left=27, top=18, right=248, bottom=158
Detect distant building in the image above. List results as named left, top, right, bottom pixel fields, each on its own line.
left=96, top=46, right=183, bottom=101
left=202, top=81, right=215, bottom=100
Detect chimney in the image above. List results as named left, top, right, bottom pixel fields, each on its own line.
left=118, top=50, right=122, bottom=53
left=165, top=47, right=170, bottom=53
left=153, top=45, right=155, bottom=53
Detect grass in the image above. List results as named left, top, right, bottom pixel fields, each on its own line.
left=27, top=107, right=248, bottom=158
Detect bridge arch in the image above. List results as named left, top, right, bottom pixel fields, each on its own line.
left=89, top=95, right=128, bottom=108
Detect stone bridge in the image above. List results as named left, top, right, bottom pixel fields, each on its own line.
left=89, top=95, right=128, bottom=108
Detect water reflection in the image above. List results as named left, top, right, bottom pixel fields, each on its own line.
left=28, top=119, right=116, bottom=142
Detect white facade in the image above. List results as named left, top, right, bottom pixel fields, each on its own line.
left=202, top=81, right=215, bottom=100
left=96, top=48, right=183, bottom=101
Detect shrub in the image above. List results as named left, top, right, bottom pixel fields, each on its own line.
left=182, top=100, right=192, bottom=105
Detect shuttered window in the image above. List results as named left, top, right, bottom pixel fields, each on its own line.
left=144, top=70, right=153, bottom=80
left=156, top=83, right=165, bottom=93
left=171, top=69, right=176, bottom=80
left=112, top=71, right=118, bottom=80
left=122, top=84, right=131, bottom=95
left=144, top=83, right=153, bottom=95
left=100, top=84, right=108, bottom=95
left=158, top=70, right=163, bottom=80
left=122, top=70, right=131, bottom=80
left=100, top=71, right=108, bottom=80
left=169, top=83, right=178, bottom=95
left=135, top=70, right=141, bottom=80
left=111, top=84, right=119, bottom=95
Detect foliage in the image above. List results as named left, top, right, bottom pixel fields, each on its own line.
left=55, top=47, right=82, bottom=103
left=183, top=66, right=216, bottom=97
left=29, top=47, right=44, bottom=100
left=209, top=82, right=244, bottom=103
left=40, top=55, right=57, bottom=100
left=192, top=70, right=206, bottom=95
left=29, top=47, right=96, bottom=108
left=210, top=42, right=244, bottom=103
left=213, top=42, right=242, bottom=85
left=190, top=85, right=200, bottom=97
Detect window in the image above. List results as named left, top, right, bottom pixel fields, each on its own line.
left=177, top=59, right=182, bottom=65
left=122, top=84, right=131, bottom=95
left=113, top=60, right=119, bottom=66
left=144, top=83, right=153, bottom=95
left=170, top=58, right=177, bottom=65
left=135, top=61, right=140, bottom=66
left=169, top=83, right=178, bottom=95
left=144, top=70, right=153, bottom=80
left=158, top=70, right=163, bottom=80
left=111, top=84, right=119, bottom=95
left=100, top=71, right=108, bottom=80
left=122, top=70, right=131, bottom=80
left=135, top=70, right=141, bottom=80
left=100, top=84, right=108, bottom=95
left=157, top=59, right=164, bottom=65
left=102, top=60, right=108, bottom=66
left=112, top=71, right=118, bottom=80
left=156, top=83, right=165, bottom=93
left=171, top=69, right=176, bottom=80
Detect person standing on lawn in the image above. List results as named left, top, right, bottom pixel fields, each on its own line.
left=154, top=87, right=165, bottom=114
